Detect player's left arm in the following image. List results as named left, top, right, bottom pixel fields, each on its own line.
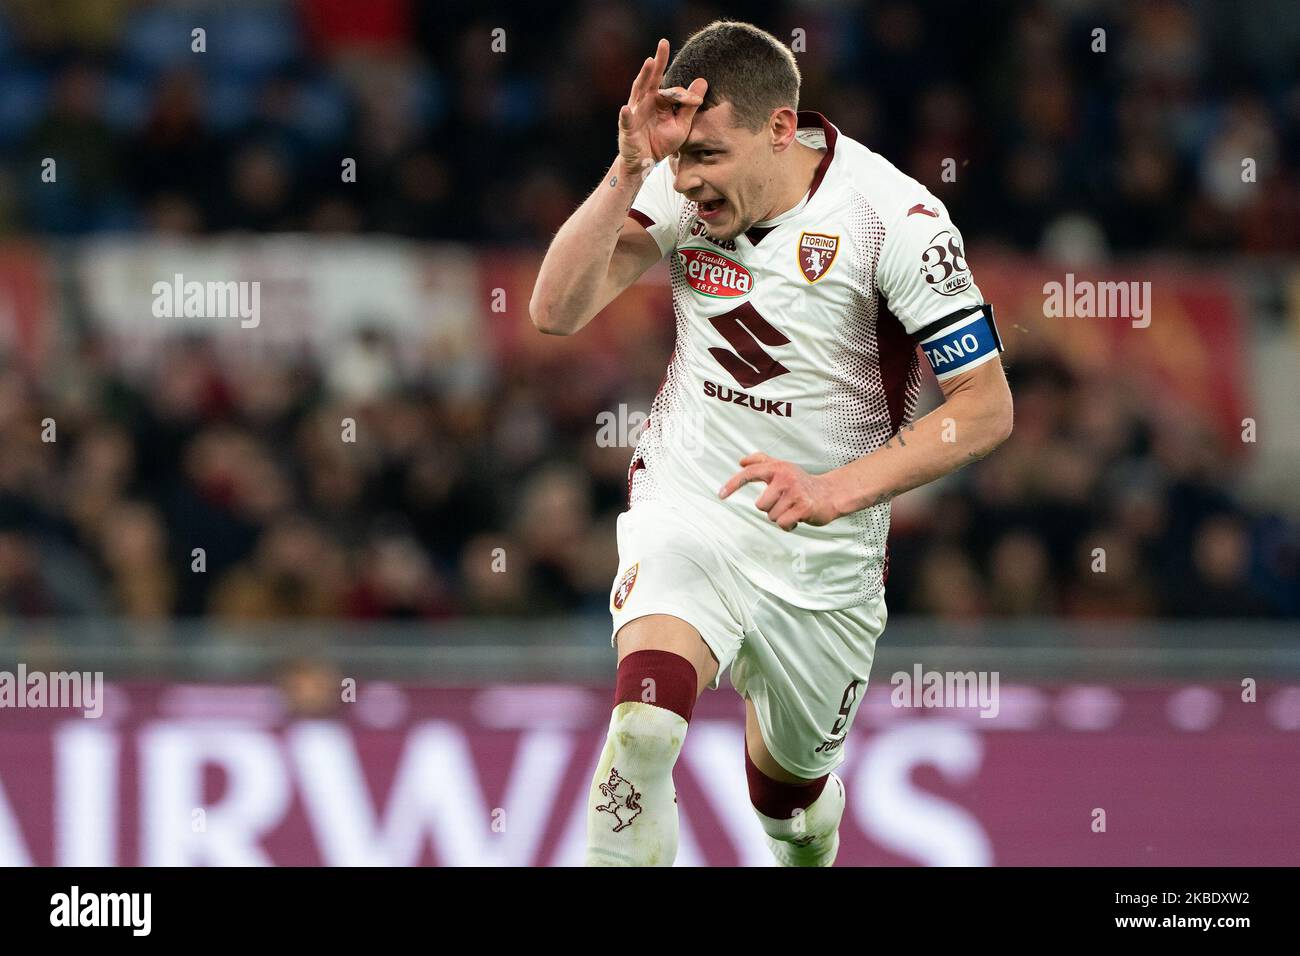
left=719, top=199, right=1012, bottom=531
left=718, top=354, right=1012, bottom=530
left=828, top=352, right=1012, bottom=513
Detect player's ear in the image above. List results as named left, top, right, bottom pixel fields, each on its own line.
left=770, top=107, right=799, bottom=150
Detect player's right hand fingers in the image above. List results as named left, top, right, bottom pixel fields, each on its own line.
left=628, top=56, right=653, bottom=107
left=656, top=86, right=703, bottom=107
left=650, top=38, right=668, bottom=87
left=631, top=40, right=668, bottom=106
left=671, top=78, right=708, bottom=126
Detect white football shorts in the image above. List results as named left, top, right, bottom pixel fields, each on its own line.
left=609, top=497, right=887, bottom=779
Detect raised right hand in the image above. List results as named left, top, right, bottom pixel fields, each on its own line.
left=618, top=38, right=708, bottom=176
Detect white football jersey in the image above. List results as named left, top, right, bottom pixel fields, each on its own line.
left=625, top=110, right=999, bottom=610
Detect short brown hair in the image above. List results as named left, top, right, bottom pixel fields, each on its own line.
left=663, top=20, right=801, bottom=134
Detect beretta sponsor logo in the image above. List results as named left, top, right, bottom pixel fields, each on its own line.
left=678, top=248, right=753, bottom=298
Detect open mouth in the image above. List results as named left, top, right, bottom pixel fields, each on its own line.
left=697, top=197, right=726, bottom=219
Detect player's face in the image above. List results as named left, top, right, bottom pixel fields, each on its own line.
left=669, top=101, right=777, bottom=243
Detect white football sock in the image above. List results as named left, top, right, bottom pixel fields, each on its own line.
left=585, top=701, right=689, bottom=866
left=753, top=772, right=846, bottom=867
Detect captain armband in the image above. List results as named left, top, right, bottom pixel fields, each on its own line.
left=915, top=303, right=1003, bottom=381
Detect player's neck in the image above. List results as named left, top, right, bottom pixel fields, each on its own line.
left=758, top=141, right=826, bottom=223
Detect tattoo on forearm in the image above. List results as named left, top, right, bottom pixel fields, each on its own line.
left=609, top=175, right=618, bottom=188
left=881, top=423, right=916, bottom=451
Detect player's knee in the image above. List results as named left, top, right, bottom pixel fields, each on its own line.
left=601, top=647, right=698, bottom=764
left=744, top=744, right=829, bottom=821
left=612, top=647, right=698, bottom=721
left=616, top=617, right=716, bottom=698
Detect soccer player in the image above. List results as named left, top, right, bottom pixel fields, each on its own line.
left=530, top=20, right=1012, bottom=866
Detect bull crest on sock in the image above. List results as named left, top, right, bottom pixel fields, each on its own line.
left=596, top=767, right=643, bottom=832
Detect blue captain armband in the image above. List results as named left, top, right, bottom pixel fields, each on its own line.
left=916, top=303, right=1003, bottom=381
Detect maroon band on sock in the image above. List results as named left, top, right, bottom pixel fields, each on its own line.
left=614, top=649, right=698, bottom=723
left=745, top=744, right=828, bottom=818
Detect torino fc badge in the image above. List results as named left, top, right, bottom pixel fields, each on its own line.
left=612, top=562, right=639, bottom=611
left=798, top=232, right=839, bottom=283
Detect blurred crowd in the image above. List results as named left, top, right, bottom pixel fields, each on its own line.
left=0, top=0, right=1298, bottom=252
left=888, top=339, right=1298, bottom=620
left=0, top=325, right=1294, bottom=624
